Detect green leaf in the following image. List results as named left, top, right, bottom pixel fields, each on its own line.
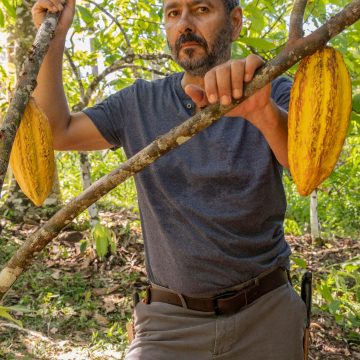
left=329, top=300, right=341, bottom=314
left=80, top=239, right=88, bottom=253
left=319, top=284, right=333, bottom=303
left=0, top=306, right=22, bottom=326
left=4, top=305, right=31, bottom=313
left=0, top=8, right=4, bottom=27
left=353, top=93, right=360, bottom=114
left=91, top=223, right=112, bottom=260
left=95, top=234, right=108, bottom=260
left=77, top=5, right=93, bottom=25
left=239, top=37, right=275, bottom=51
left=292, top=257, right=307, bottom=269
left=1, top=0, right=16, bottom=18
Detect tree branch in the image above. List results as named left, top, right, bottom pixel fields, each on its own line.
left=86, top=0, right=132, bottom=51
left=0, top=0, right=360, bottom=301
left=289, top=0, right=308, bottom=42
left=83, top=53, right=172, bottom=105
left=64, top=50, right=85, bottom=100
left=0, top=13, right=59, bottom=196
left=123, top=17, right=163, bottom=27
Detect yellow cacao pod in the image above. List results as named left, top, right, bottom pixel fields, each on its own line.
left=10, top=98, right=55, bottom=206
left=288, top=47, right=352, bottom=196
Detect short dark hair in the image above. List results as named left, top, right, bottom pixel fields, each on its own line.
left=222, top=0, right=239, bottom=13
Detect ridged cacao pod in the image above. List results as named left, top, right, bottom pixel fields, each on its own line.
left=288, top=47, right=352, bottom=196
left=10, top=98, right=55, bottom=206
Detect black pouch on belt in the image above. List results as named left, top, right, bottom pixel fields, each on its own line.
left=126, top=291, right=140, bottom=343
left=301, top=271, right=313, bottom=360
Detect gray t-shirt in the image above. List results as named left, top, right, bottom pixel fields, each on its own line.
left=83, top=72, right=292, bottom=297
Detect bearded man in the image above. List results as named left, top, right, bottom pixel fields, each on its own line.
left=32, top=0, right=307, bottom=358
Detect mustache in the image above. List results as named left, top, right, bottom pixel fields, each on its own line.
left=175, top=33, right=208, bottom=52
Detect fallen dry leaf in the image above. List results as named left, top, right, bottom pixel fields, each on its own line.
left=94, top=312, right=109, bottom=326
left=92, top=284, right=120, bottom=296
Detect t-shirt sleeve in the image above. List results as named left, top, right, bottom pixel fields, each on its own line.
left=82, top=84, right=136, bottom=148
left=270, top=76, right=292, bottom=112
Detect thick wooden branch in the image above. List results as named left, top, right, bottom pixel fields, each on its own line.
left=0, top=0, right=359, bottom=301
left=0, top=13, right=59, bottom=196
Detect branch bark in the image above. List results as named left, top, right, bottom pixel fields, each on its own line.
left=0, top=13, right=59, bottom=196
left=289, top=0, right=308, bottom=42
left=0, top=0, right=359, bottom=301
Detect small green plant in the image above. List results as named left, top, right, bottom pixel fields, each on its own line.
left=91, top=223, right=117, bottom=261
left=316, top=257, right=360, bottom=343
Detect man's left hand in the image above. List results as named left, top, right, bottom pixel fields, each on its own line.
left=185, top=54, right=270, bottom=123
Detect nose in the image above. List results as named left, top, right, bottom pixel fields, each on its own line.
left=177, top=10, right=194, bottom=34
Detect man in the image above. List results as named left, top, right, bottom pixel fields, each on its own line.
left=32, top=0, right=307, bottom=359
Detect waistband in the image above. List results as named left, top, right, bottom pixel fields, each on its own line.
left=145, top=267, right=290, bottom=316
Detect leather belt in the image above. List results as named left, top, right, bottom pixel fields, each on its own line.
left=145, top=268, right=289, bottom=316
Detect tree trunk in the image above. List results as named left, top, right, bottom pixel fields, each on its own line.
left=310, top=190, right=320, bottom=239
left=78, top=38, right=99, bottom=228
left=79, top=152, right=99, bottom=227
left=1, top=14, right=33, bottom=217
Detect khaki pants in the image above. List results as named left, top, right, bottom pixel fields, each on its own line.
left=125, top=283, right=307, bottom=360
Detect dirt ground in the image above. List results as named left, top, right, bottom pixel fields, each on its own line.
left=0, top=209, right=358, bottom=359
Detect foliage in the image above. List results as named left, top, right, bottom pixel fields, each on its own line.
left=290, top=248, right=360, bottom=346
left=0, top=0, right=358, bottom=237
left=57, top=149, right=138, bottom=211
left=316, top=259, right=360, bottom=342
left=0, top=0, right=358, bottom=357
left=90, top=222, right=117, bottom=260
left=0, top=305, right=27, bottom=326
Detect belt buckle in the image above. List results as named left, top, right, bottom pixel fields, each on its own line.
left=212, top=290, right=238, bottom=315
left=213, top=278, right=260, bottom=316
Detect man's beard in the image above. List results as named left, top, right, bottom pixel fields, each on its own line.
left=168, top=23, right=233, bottom=77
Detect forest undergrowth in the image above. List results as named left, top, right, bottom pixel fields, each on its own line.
left=0, top=207, right=358, bottom=360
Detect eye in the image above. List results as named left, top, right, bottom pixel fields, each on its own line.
left=196, top=6, right=209, bottom=13
left=167, top=10, right=180, bottom=18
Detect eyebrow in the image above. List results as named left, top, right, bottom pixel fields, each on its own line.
left=164, top=0, right=214, bottom=13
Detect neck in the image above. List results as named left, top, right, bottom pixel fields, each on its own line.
left=181, top=72, right=205, bottom=90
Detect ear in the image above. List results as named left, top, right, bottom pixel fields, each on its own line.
left=230, top=7, right=243, bottom=41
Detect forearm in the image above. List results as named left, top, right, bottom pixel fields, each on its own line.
left=247, top=100, right=289, bottom=168
left=32, top=36, right=71, bottom=147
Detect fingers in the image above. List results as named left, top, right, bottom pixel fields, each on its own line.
left=32, top=0, right=62, bottom=27
left=244, top=54, right=264, bottom=82
left=33, top=0, right=64, bottom=14
left=32, top=0, right=73, bottom=27
left=204, top=55, right=265, bottom=106
left=230, top=60, right=245, bottom=99
left=206, top=65, right=232, bottom=106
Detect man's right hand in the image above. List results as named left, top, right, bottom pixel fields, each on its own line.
left=32, top=0, right=75, bottom=37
